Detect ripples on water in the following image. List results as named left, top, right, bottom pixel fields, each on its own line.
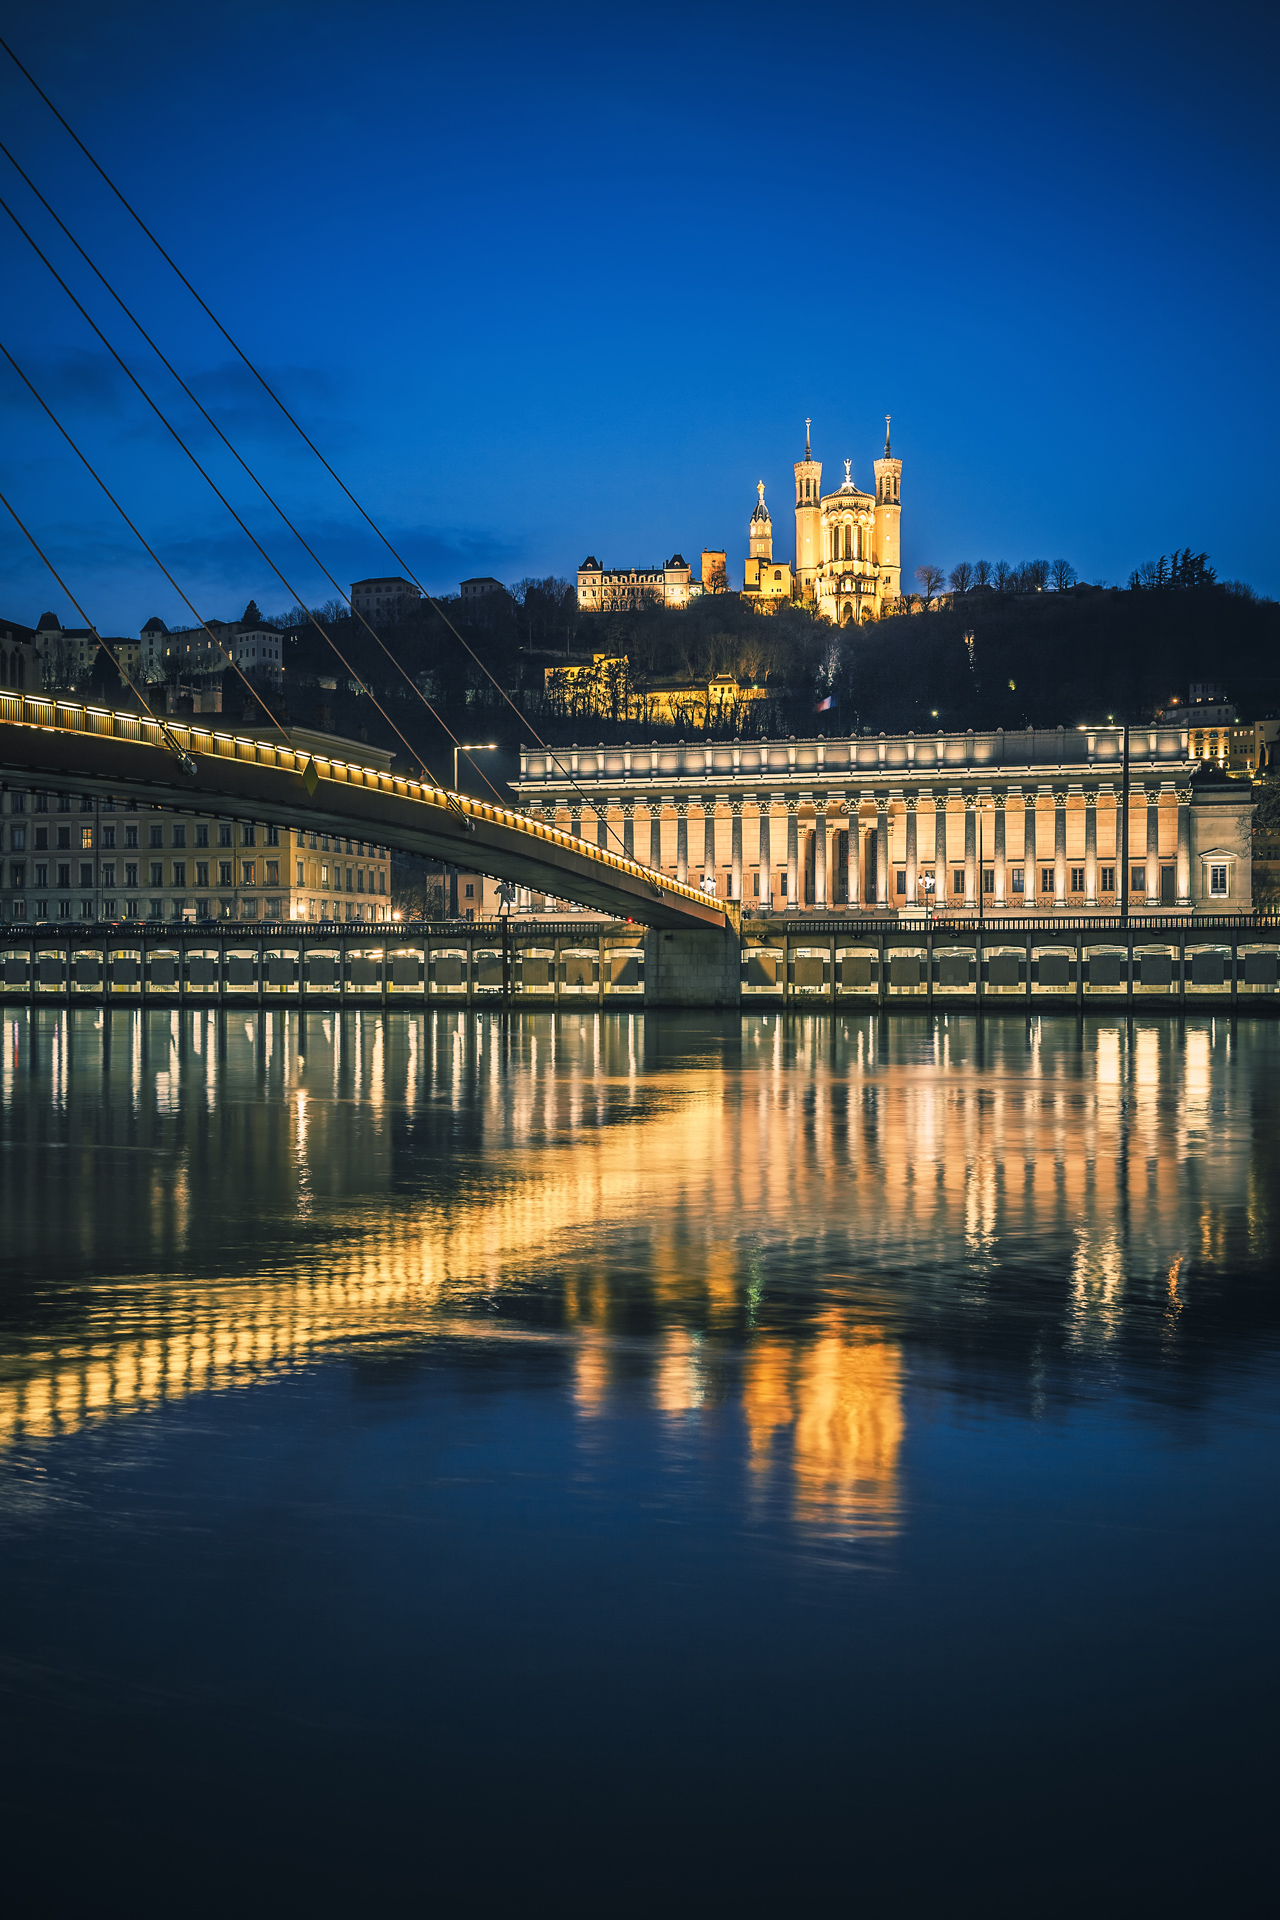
left=0, top=1009, right=1276, bottom=1910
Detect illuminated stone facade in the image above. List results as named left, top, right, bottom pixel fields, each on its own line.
left=794, top=417, right=901, bottom=622
left=512, top=723, right=1254, bottom=914
left=741, top=481, right=793, bottom=607
left=576, top=554, right=694, bottom=613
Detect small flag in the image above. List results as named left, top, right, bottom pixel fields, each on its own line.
left=814, top=693, right=836, bottom=713
left=302, top=757, right=319, bottom=796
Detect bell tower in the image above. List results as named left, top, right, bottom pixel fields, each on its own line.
left=749, top=480, right=772, bottom=562
left=794, top=418, right=822, bottom=600
left=872, top=415, right=902, bottom=606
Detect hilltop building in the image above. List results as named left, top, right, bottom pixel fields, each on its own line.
left=576, top=555, right=695, bottom=613
left=792, top=417, right=902, bottom=622
left=350, top=577, right=421, bottom=624
left=741, top=482, right=793, bottom=608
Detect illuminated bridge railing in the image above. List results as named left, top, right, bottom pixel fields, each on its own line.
left=0, top=690, right=715, bottom=917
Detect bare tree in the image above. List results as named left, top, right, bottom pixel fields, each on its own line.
left=973, top=559, right=992, bottom=587
left=915, top=563, right=945, bottom=602
left=993, top=561, right=1013, bottom=591
left=1050, top=558, right=1077, bottom=592
left=949, top=561, right=973, bottom=595
left=1022, top=559, right=1050, bottom=592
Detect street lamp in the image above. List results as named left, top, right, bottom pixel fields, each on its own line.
left=453, top=741, right=498, bottom=791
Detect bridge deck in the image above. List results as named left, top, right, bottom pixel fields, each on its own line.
left=0, top=693, right=725, bottom=930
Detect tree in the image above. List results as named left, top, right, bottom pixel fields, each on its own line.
left=704, top=560, right=728, bottom=595
left=973, top=559, right=992, bottom=587
left=993, top=561, right=1013, bottom=591
left=949, top=561, right=973, bottom=595
left=1019, top=559, right=1050, bottom=592
left=242, top=599, right=264, bottom=627
left=1050, top=559, right=1077, bottom=592
left=916, top=563, right=945, bottom=602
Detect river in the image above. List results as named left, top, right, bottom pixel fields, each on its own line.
left=0, top=1008, right=1276, bottom=1911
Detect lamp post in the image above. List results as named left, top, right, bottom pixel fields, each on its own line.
left=449, top=743, right=498, bottom=921
left=453, top=742, right=498, bottom=791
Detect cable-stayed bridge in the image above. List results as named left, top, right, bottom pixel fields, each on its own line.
left=0, top=690, right=726, bottom=930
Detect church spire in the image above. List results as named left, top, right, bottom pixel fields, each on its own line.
left=884, top=414, right=891, bottom=458
left=805, top=417, right=811, bottom=460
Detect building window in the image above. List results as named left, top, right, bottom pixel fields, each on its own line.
left=895, top=870, right=907, bottom=896
left=196, top=825, right=209, bottom=848
left=266, top=825, right=279, bottom=847
left=1041, top=867, right=1054, bottom=893
left=57, top=863, right=71, bottom=888
left=218, top=862, right=232, bottom=886
left=124, top=900, right=138, bottom=919
left=1070, top=867, right=1085, bottom=892
left=1131, top=865, right=1146, bottom=894
left=172, top=862, right=186, bottom=887
left=1011, top=867, right=1024, bottom=894
left=79, top=862, right=92, bottom=887
left=982, top=868, right=994, bottom=893
left=1209, top=864, right=1228, bottom=896
left=125, top=825, right=138, bottom=849
left=101, top=826, right=115, bottom=849
left=80, top=826, right=93, bottom=849
left=242, top=825, right=256, bottom=846
left=35, top=863, right=48, bottom=887
left=172, top=825, right=186, bottom=848
left=1100, top=865, right=1115, bottom=893
left=219, top=825, right=232, bottom=847
left=58, top=898, right=71, bottom=918
left=10, top=827, right=25, bottom=852
left=147, top=899, right=162, bottom=920
left=953, top=869, right=964, bottom=894
left=464, top=882, right=474, bottom=899
left=101, top=900, right=114, bottom=918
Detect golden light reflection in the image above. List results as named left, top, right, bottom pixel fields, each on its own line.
left=0, top=1009, right=1263, bottom=1542
left=744, top=1319, right=903, bottom=1536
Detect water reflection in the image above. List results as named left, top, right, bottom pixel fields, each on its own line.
left=1, top=1009, right=1277, bottom=1547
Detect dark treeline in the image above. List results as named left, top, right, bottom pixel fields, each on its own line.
left=149, top=558, right=1278, bottom=799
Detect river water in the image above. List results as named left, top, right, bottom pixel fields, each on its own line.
left=0, top=1007, right=1276, bottom=1911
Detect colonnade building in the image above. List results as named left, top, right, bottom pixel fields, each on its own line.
left=511, top=725, right=1254, bottom=915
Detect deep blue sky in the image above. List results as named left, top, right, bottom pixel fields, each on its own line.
left=0, top=0, right=1276, bottom=636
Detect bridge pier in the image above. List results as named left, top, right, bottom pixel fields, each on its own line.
left=643, top=906, right=742, bottom=1009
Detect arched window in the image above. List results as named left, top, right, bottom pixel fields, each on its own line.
left=17, top=653, right=25, bottom=688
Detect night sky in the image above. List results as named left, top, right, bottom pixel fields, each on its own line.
left=0, top=0, right=1276, bottom=636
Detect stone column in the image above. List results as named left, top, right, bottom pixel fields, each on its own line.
left=934, top=798, right=947, bottom=907
left=1146, top=788, right=1160, bottom=904
left=1084, top=793, right=1097, bottom=905
left=786, top=797, right=800, bottom=909
left=993, top=793, right=1006, bottom=905
left=813, top=797, right=827, bottom=908
left=702, top=795, right=717, bottom=885
left=1054, top=792, right=1067, bottom=906
left=758, top=798, right=772, bottom=910
left=675, top=802, right=688, bottom=885
left=570, top=807, right=582, bottom=843
left=1024, top=799, right=1038, bottom=906
left=649, top=799, right=664, bottom=872
left=846, top=798, right=861, bottom=910
left=731, top=802, right=743, bottom=902
left=1177, top=786, right=1192, bottom=905
left=875, top=795, right=889, bottom=908
left=596, top=803, right=610, bottom=852
left=622, top=803, right=635, bottom=861
left=964, top=794, right=977, bottom=907
left=905, top=795, right=918, bottom=904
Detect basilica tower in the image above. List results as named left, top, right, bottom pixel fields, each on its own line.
left=794, top=418, right=822, bottom=599
left=872, top=415, right=902, bottom=604
left=749, top=481, right=772, bottom=562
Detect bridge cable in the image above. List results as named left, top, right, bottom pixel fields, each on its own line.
left=0, top=138, right=507, bottom=815
left=0, top=335, right=297, bottom=750
left=0, top=194, right=466, bottom=815
left=0, top=35, right=633, bottom=864
left=0, top=481, right=198, bottom=771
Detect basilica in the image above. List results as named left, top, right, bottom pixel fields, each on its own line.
left=744, top=418, right=902, bottom=621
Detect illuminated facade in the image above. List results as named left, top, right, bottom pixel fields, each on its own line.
left=576, top=554, right=695, bottom=613
left=0, top=723, right=392, bottom=926
left=513, top=723, right=1254, bottom=913
left=794, top=417, right=902, bottom=621
left=741, top=481, right=793, bottom=608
